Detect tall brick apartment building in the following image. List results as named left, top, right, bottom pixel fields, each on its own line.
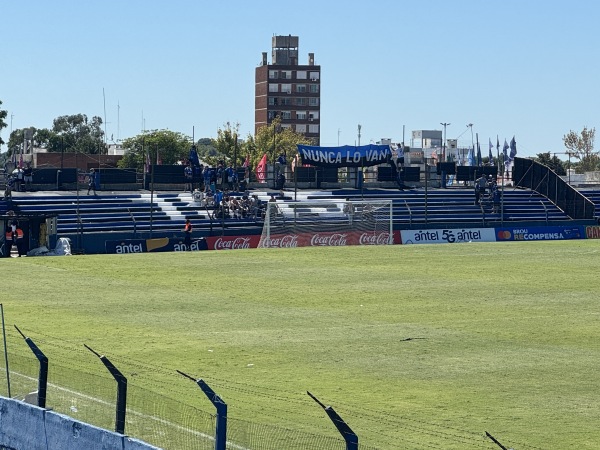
left=255, top=35, right=321, bottom=145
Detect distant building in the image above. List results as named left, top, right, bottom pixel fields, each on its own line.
left=255, top=35, right=321, bottom=144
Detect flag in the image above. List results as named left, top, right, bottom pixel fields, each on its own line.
left=157, top=149, right=162, bottom=165
left=466, top=147, right=475, bottom=166
left=431, top=148, right=438, bottom=163
left=255, top=153, right=267, bottom=183
left=503, top=139, right=509, bottom=161
left=476, top=142, right=482, bottom=166
left=496, top=136, right=500, bottom=151
left=188, top=146, right=200, bottom=167
left=509, top=136, right=517, bottom=159
left=242, top=154, right=250, bottom=168
left=488, top=138, right=494, bottom=164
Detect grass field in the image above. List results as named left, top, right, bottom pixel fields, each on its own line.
left=2, top=240, right=600, bottom=449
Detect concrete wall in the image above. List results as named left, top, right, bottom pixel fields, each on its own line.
left=0, top=397, right=160, bottom=450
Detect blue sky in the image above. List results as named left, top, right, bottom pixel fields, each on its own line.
left=2, top=0, right=598, bottom=158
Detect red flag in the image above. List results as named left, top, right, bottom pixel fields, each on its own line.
left=242, top=154, right=250, bottom=168
left=255, top=153, right=267, bottom=183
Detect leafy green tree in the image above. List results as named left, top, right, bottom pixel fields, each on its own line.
left=195, top=137, right=217, bottom=162
left=535, top=152, right=566, bottom=175
left=563, top=127, right=598, bottom=173
left=119, top=130, right=191, bottom=170
left=52, top=114, right=105, bottom=154
left=208, top=122, right=240, bottom=167
left=252, top=117, right=312, bottom=168
left=0, top=100, right=7, bottom=148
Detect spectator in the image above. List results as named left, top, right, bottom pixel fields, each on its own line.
left=226, top=164, right=235, bottom=191
left=4, top=226, right=14, bottom=257
left=15, top=226, right=25, bottom=257
left=183, top=218, right=193, bottom=250
left=275, top=152, right=287, bottom=179
left=474, top=173, right=487, bottom=205
left=87, top=168, right=97, bottom=195
left=184, top=163, right=193, bottom=192
left=23, top=164, right=33, bottom=191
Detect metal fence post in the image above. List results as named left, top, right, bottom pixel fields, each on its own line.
left=85, top=344, right=127, bottom=434
left=307, top=391, right=358, bottom=450
left=178, top=370, right=227, bottom=450
left=14, top=325, right=48, bottom=408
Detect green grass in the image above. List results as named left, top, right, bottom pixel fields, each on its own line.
left=2, top=240, right=600, bottom=449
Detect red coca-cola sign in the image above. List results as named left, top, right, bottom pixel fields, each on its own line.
left=310, top=233, right=348, bottom=247
left=262, top=235, right=299, bottom=248
left=359, top=232, right=392, bottom=245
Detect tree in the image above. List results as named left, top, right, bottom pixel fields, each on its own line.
left=0, top=100, right=7, bottom=148
left=252, top=117, right=312, bottom=168
left=535, top=152, right=566, bottom=176
left=52, top=114, right=105, bottom=154
left=119, top=130, right=191, bottom=170
left=209, top=122, right=241, bottom=167
left=563, top=126, right=598, bottom=173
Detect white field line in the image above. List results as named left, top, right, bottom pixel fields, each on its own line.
left=4, top=369, right=249, bottom=450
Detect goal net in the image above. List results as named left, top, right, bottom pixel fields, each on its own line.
left=258, top=199, right=394, bottom=248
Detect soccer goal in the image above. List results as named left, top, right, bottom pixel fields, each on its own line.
left=258, top=199, right=394, bottom=248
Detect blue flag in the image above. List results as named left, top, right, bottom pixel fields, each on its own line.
left=467, top=147, right=475, bottom=166
left=488, top=138, right=494, bottom=164
left=503, top=139, right=509, bottom=162
left=476, top=142, right=482, bottom=166
left=509, top=136, right=517, bottom=160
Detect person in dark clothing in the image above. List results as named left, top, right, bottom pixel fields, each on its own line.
left=87, top=168, right=97, bottom=195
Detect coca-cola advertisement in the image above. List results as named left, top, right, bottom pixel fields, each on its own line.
left=263, top=231, right=399, bottom=247
left=205, top=235, right=260, bottom=250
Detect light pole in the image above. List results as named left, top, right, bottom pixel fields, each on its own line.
left=440, top=123, right=450, bottom=161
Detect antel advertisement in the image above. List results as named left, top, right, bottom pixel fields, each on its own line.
left=105, top=237, right=208, bottom=254
left=495, top=226, right=585, bottom=241
left=401, top=228, right=496, bottom=244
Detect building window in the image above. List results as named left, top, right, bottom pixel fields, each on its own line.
left=268, top=97, right=275, bottom=106
left=309, top=84, right=319, bottom=94
left=281, top=83, right=292, bottom=94
left=308, top=111, right=319, bottom=120
left=281, top=124, right=291, bottom=130
left=309, top=98, right=319, bottom=106
left=296, top=98, right=307, bottom=106
left=309, top=72, right=320, bottom=81
left=267, top=111, right=277, bottom=120
left=296, top=124, right=307, bottom=133
left=309, top=124, right=319, bottom=133
left=296, top=84, right=306, bottom=93
left=281, top=111, right=291, bottom=120
left=296, top=111, right=307, bottom=120
left=269, top=70, right=278, bottom=79
left=280, top=70, right=291, bottom=79
left=296, top=70, right=307, bottom=79
left=280, top=98, right=291, bottom=106
left=269, top=84, right=279, bottom=93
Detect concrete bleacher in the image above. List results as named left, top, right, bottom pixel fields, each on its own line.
left=300, top=188, right=572, bottom=225
left=0, top=186, right=576, bottom=244
left=578, top=189, right=600, bottom=219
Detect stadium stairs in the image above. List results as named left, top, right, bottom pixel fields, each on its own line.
left=1, top=186, right=595, bottom=251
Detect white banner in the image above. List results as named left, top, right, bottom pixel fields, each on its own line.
left=400, top=228, right=496, bottom=245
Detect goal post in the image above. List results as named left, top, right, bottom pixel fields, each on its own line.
left=258, top=199, right=394, bottom=248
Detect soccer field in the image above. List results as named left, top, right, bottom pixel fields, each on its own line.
left=2, top=240, right=599, bottom=449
